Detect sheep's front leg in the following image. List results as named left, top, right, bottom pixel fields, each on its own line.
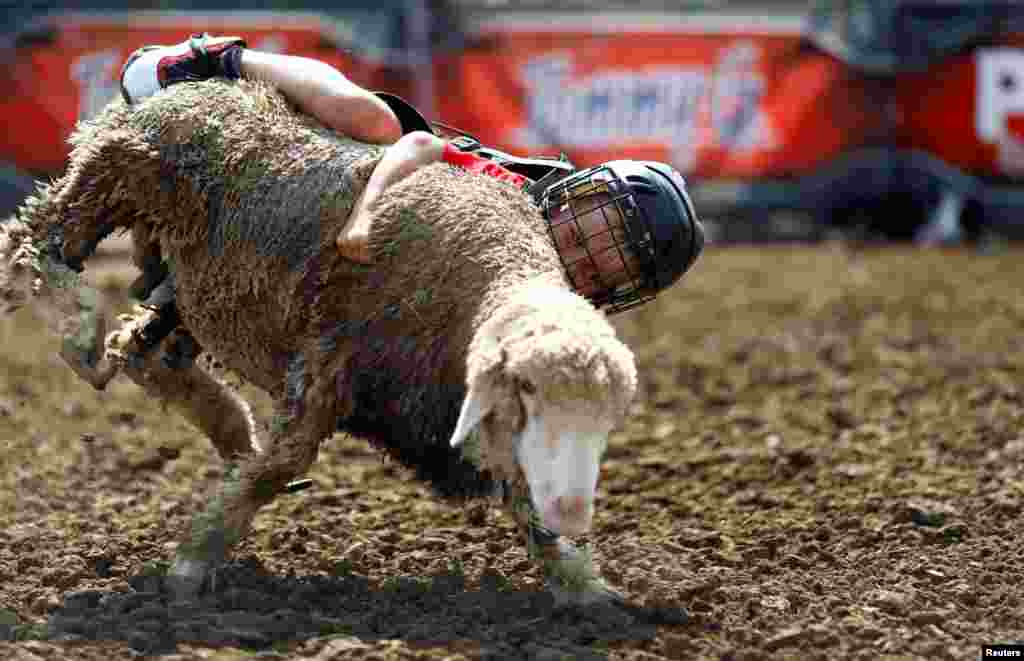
left=1, top=231, right=119, bottom=389
left=167, top=356, right=333, bottom=598
left=502, top=480, right=624, bottom=608
left=106, top=313, right=255, bottom=461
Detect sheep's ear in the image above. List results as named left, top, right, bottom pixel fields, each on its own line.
left=450, top=381, right=493, bottom=448
left=451, top=349, right=507, bottom=448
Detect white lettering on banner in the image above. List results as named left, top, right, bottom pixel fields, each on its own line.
left=977, top=48, right=1024, bottom=140
left=71, top=50, right=121, bottom=121
left=976, top=48, right=1024, bottom=174
left=515, top=41, right=773, bottom=171
left=711, top=42, right=772, bottom=150
left=517, top=54, right=706, bottom=151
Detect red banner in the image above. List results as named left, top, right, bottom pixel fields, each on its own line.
left=5, top=14, right=1024, bottom=183
left=434, top=25, right=1024, bottom=180
left=898, top=38, right=1024, bottom=178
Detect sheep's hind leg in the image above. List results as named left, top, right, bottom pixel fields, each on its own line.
left=166, top=355, right=333, bottom=599
left=502, top=480, right=625, bottom=608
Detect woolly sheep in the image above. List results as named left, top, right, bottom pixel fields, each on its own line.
left=0, top=79, right=639, bottom=607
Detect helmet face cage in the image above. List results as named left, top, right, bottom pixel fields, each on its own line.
left=540, top=165, right=659, bottom=314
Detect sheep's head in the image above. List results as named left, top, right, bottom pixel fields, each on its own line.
left=451, top=284, right=637, bottom=536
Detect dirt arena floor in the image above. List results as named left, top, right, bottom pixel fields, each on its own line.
left=1, top=243, right=1022, bottom=660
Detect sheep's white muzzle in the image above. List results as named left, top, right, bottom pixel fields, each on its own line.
left=540, top=489, right=595, bottom=538
left=516, top=413, right=609, bottom=537
left=448, top=387, right=614, bottom=537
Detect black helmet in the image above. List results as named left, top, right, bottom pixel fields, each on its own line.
left=537, top=160, right=704, bottom=314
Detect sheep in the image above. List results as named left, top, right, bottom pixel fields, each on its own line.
left=0, top=78, right=639, bottom=608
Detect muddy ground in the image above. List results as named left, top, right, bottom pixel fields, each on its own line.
left=1, top=243, right=1022, bottom=660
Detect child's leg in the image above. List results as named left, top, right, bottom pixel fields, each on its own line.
left=337, top=131, right=445, bottom=263
left=120, top=34, right=402, bottom=145
left=239, top=50, right=401, bottom=145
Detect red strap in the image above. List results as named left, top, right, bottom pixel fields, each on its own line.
left=442, top=142, right=528, bottom=188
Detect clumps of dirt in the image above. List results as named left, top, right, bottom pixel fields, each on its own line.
left=26, top=558, right=664, bottom=658
left=5, top=246, right=1024, bottom=660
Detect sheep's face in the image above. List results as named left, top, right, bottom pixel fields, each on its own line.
left=513, top=389, right=615, bottom=536
left=451, top=370, right=620, bottom=536
left=451, top=296, right=637, bottom=537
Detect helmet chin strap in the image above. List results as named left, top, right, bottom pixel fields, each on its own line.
left=527, top=166, right=577, bottom=206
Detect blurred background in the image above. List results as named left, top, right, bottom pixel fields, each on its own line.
left=3, top=0, right=1024, bottom=247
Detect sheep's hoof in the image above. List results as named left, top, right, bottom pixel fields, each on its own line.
left=548, top=576, right=627, bottom=609
left=61, top=346, right=118, bottom=390
left=166, top=557, right=212, bottom=600
left=61, top=339, right=118, bottom=391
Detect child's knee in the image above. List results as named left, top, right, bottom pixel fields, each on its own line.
left=367, top=96, right=404, bottom=144
left=401, top=131, right=444, bottom=163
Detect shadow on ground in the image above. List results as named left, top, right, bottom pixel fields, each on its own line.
left=21, top=559, right=681, bottom=659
